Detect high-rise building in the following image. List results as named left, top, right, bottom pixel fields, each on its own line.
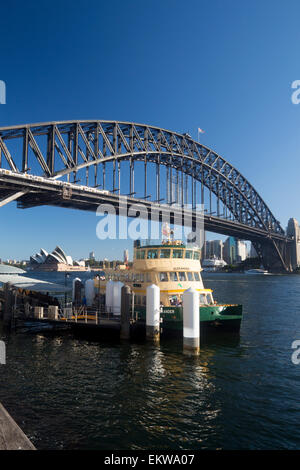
left=236, top=240, right=247, bottom=263
left=223, top=237, right=236, bottom=264
left=204, top=240, right=223, bottom=259
left=286, top=218, right=300, bottom=270
left=89, top=251, right=95, bottom=260
left=223, top=237, right=247, bottom=264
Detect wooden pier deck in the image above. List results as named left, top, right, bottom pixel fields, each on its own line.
left=0, top=402, right=35, bottom=450
left=26, top=313, right=124, bottom=330
left=22, top=309, right=146, bottom=340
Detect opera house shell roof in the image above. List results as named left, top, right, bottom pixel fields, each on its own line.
left=30, top=246, right=82, bottom=268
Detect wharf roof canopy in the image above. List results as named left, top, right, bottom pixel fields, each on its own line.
left=0, top=265, right=26, bottom=274
left=0, top=273, right=71, bottom=293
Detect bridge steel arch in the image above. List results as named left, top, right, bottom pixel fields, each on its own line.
left=0, top=120, right=292, bottom=271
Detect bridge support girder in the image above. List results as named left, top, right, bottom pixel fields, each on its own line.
left=253, top=239, right=293, bottom=273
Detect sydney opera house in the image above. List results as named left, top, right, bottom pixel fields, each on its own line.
left=29, top=246, right=87, bottom=271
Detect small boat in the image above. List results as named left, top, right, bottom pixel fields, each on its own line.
left=244, top=268, right=269, bottom=275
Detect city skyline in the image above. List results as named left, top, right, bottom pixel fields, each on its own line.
left=1, top=1, right=300, bottom=260
left=3, top=234, right=253, bottom=266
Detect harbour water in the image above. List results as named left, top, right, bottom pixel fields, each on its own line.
left=1, top=272, right=300, bottom=450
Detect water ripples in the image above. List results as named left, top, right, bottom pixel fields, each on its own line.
left=1, top=273, right=300, bottom=449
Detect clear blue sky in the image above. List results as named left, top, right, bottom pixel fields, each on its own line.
left=0, top=0, right=299, bottom=261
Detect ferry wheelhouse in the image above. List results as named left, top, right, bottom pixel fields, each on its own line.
left=96, top=239, right=243, bottom=333
left=132, top=239, right=211, bottom=307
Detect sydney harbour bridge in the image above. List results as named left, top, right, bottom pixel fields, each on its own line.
left=0, top=120, right=295, bottom=271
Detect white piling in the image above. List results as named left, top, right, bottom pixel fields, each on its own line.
left=34, top=306, right=44, bottom=319
left=146, top=284, right=160, bottom=342
left=182, top=287, right=200, bottom=355
left=48, top=305, right=59, bottom=320
left=112, top=281, right=124, bottom=316
left=85, top=279, right=95, bottom=307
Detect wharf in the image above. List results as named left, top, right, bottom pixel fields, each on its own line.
left=27, top=312, right=124, bottom=330
left=23, top=309, right=142, bottom=337
left=0, top=402, right=35, bottom=450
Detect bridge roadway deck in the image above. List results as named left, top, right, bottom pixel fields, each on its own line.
left=0, top=171, right=291, bottom=244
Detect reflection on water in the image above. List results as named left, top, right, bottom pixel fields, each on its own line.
left=1, top=273, right=300, bottom=449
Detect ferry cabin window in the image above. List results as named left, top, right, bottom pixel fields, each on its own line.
left=169, top=272, right=178, bottom=281
left=185, top=250, right=193, bottom=259
left=187, top=272, right=194, bottom=281
left=194, top=272, right=200, bottom=281
left=193, top=251, right=200, bottom=260
left=136, top=249, right=145, bottom=260
left=147, top=249, right=158, bottom=259
left=172, top=249, right=183, bottom=258
left=159, top=272, right=168, bottom=282
left=159, top=249, right=171, bottom=258
left=178, top=272, right=186, bottom=282
left=200, top=294, right=207, bottom=304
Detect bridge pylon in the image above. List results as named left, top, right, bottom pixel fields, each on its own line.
left=253, top=239, right=292, bottom=273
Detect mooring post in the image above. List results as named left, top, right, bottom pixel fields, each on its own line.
left=146, top=284, right=160, bottom=343
left=105, top=279, right=114, bottom=314
left=182, top=287, right=200, bottom=356
left=3, top=283, right=13, bottom=328
left=72, top=277, right=82, bottom=306
left=120, top=285, right=131, bottom=340
left=112, top=281, right=124, bottom=316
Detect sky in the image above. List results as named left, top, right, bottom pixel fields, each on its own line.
left=0, top=0, right=300, bottom=261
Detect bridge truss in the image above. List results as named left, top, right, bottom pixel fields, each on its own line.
left=0, top=120, right=292, bottom=271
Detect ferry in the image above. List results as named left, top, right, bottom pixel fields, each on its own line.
left=94, top=238, right=243, bottom=334
left=202, top=257, right=227, bottom=272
